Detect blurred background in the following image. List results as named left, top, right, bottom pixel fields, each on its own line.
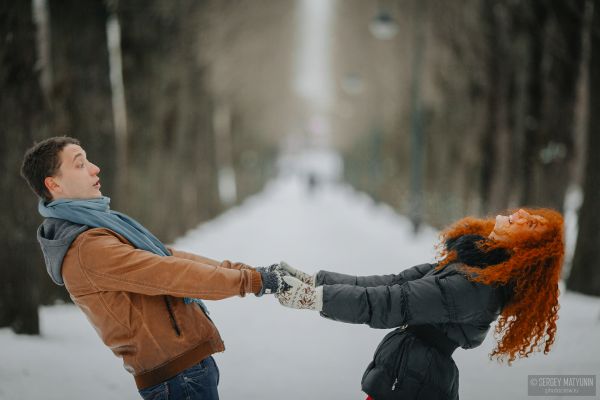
left=1, top=0, right=600, bottom=398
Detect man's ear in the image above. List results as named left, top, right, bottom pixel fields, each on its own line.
left=44, top=176, right=60, bottom=196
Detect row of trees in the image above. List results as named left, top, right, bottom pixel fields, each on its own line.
left=2, top=0, right=598, bottom=336
left=0, top=0, right=297, bottom=334
left=334, top=0, right=599, bottom=295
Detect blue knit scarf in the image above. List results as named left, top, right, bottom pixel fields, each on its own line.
left=38, top=196, right=207, bottom=312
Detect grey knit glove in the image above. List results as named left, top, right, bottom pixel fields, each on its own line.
left=255, top=264, right=291, bottom=296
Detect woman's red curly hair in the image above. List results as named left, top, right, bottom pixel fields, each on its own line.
left=434, top=208, right=565, bottom=365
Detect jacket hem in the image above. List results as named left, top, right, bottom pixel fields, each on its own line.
left=133, top=339, right=224, bottom=390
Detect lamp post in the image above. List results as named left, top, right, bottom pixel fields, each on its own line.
left=369, top=0, right=425, bottom=233
left=368, top=2, right=397, bottom=199
left=408, top=0, right=426, bottom=234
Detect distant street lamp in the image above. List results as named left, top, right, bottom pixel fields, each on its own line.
left=369, top=9, right=399, bottom=40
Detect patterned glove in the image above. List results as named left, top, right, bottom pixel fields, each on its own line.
left=278, top=261, right=317, bottom=287
left=276, top=276, right=323, bottom=311
left=256, top=264, right=291, bottom=296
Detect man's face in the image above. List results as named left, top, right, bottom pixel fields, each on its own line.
left=45, top=144, right=102, bottom=200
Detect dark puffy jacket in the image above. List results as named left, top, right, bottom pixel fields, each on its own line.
left=316, top=262, right=513, bottom=400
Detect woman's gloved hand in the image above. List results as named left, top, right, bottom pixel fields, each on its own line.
left=278, top=261, right=317, bottom=287
left=276, top=275, right=323, bottom=311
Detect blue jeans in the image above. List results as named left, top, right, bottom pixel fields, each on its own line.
left=138, top=356, right=220, bottom=400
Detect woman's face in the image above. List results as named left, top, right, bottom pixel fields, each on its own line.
left=489, top=209, right=547, bottom=242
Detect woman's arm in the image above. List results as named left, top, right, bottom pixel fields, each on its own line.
left=316, top=263, right=435, bottom=287
left=319, top=271, right=492, bottom=329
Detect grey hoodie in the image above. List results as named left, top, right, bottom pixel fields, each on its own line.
left=36, top=218, right=89, bottom=285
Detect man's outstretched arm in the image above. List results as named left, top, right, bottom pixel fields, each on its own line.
left=166, top=247, right=255, bottom=271
left=75, top=229, right=263, bottom=299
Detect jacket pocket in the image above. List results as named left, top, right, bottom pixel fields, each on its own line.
left=164, top=296, right=181, bottom=337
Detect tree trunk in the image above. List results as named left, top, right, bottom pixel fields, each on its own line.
left=481, top=0, right=515, bottom=214
left=48, top=0, right=117, bottom=201
left=43, top=0, right=116, bottom=303
left=519, top=0, right=546, bottom=208
left=567, top=0, right=600, bottom=296
left=523, top=0, right=585, bottom=211
left=117, top=1, right=220, bottom=243
left=0, top=0, right=46, bottom=334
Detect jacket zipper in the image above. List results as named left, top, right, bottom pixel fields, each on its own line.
left=164, top=296, right=181, bottom=337
left=392, top=335, right=414, bottom=391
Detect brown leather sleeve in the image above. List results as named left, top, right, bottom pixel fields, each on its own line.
left=166, top=247, right=256, bottom=272
left=77, top=229, right=261, bottom=299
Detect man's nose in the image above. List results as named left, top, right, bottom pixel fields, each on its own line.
left=90, top=163, right=100, bottom=175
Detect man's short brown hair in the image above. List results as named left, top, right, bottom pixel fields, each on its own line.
left=20, top=136, right=81, bottom=201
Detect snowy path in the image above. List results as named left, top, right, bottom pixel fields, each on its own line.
left=1, top=175, right=599, bottom=400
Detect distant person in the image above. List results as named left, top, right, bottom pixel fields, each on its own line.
left=20, top=136, right=289, bottom=400
left=275, top=208, right=564, bottom=400
left=307, top=172, right=319, bottom=194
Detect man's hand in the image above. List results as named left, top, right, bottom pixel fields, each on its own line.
left=255, top=264, right=291, bottom=296
left=276, top=276, right=323, bottom=311
left=278, top=261, right=316, bottom=287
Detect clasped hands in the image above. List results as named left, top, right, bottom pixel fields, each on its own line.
left=256, top=261, right=322, bottom=311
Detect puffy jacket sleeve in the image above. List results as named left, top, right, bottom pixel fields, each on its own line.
left=320, top=271, right=493, bottom=329
left=316, top=263, right=434, bottom=287
left=77, top=229, right=262, bottom=298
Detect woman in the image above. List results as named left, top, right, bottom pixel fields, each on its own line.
left=276, top=208, right=564, bottom=400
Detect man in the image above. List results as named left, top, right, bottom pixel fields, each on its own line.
left=20, top=136, right=287, bottom=399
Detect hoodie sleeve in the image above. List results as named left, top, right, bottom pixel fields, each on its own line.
left=76, top=229, right=262, bottom=298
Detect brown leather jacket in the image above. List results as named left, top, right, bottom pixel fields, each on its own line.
left=60, top=227, right=262, bottom=389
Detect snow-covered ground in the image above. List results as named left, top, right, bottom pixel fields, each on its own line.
left=1, top=152, right=599, bottom=400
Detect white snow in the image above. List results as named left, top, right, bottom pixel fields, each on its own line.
left=1, top=151, right=599, bottom=400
